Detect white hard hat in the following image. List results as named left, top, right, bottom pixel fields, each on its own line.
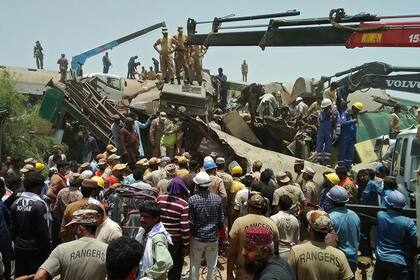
left=81, top=170, right=93, bottom=179
left=193, top=172, right=211, bottom=187
left=321, top=98, right=332, bottom=108
left=296, top=97, right=303, bottom=102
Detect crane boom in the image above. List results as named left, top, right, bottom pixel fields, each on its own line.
left=185, top=9, right=420, bottom=49
left=71, top=22, right=166, bottom=75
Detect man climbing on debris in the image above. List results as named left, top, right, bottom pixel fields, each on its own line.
left=127, top=55, right=138, bottom=79
left=57, top=53, right=68, bottom=82
left=154, top=27, right=177, bottom=84
left=338, top=102, right=363, bottom=169
left=34, top=41, right=44, bottom=69
left=256, top=92, right=279, bottom=118
left=291, top=97, right=308, bottom=118
left=323, top=82, right=338, bottom=105
left=102, top=52, right=112, bottom=74
left=316, top=98, right=338, bottom=166
left=173, top=26, right=190, bottom=85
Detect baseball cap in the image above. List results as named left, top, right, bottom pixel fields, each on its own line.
left=106, top=145, right=117, bottom=153
left=177, top=156, right=189, bottom=164
left=277, top=171, right=291, bottom=183
left=148, top=157, right=161, bottom=165
left=112, top=163, right=127, bottom=172
left=246, top=192, right=266, bottom=209
left=306, top=210, right=331, bottom=233
left=65, top=209, right=99, bottom=227
left=136, top=158, right=149, bottom=166
left=165, top=164, right=177, bottom=176
left=302, top=166, right=315, bottom=177
left=108, top=154, right=121, bottom=161
left=20, top=164, right=35, bottom=173
left=81, top=179, right=98, bottom=188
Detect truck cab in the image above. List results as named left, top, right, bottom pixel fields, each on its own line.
left=390, top=128, right=420, bottom=207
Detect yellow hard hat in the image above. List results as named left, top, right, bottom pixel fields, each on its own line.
left=353, top=102, right=364, bottom=111
left=91, top=176, right=105, bottom=188
left=325, top=172, right=340, bottom=185
left=35, top=162, right=45, bottom=172
left=231, top=165, right=243, bottom=176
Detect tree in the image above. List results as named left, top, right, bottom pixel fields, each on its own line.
left=0, top=70, right=56, bottom=161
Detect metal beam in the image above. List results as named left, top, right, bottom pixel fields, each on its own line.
left=186, top=25, right=354, bottom=47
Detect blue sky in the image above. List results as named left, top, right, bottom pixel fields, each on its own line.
left=1, top=0, right=420, bottom=93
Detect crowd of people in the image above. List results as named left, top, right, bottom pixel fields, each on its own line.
left=0, top=129, right=416, bottom=280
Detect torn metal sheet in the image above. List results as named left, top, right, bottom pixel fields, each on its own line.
left=223, top=111, right=262, bottom=147
left=207, top=122, right=333, bottom=185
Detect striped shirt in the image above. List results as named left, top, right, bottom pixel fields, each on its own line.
left=157, top=194, right=189, bottom=246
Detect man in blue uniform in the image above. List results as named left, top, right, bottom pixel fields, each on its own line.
left=373, top=190, right=416, bottom=280
left=316, top=98, right=339, bottom=166
left=338, top=102, right=363, bottom=169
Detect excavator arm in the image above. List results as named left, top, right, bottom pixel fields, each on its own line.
left=317, top=62, right=420, bottom=95
left=71, top=22, right=166, bottom=76
left=186, top=9, right=420, bottom=49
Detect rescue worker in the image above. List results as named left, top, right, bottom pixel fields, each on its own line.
left=147, top=66, right=157, bottom=80
left=152, top=57, right=160, bottom=73
left=153, top=27, right=177, bottom=83
left=292, top=97, right=308, bottom=118
left=102, top=52, right=112, bottom=74
left=149, top=112, right=170, bottom=157
left=241, top=60, right=248, bottom=82
left=173, top=26, right=190, bottom=85
left=326, top=186, right=360, bottom=272
left=323, top=82, right=338, bottom=105
left=373, top=190, right=416, bottom=280
left=34, top=41, right=44, bottom=69
left=140, top=66, right=147, bottom=80
left=188, top=45, right=207, bottom=86
left=216, top=67, right=227, bottom=110
left=256, top=92, right=279, bottom=118
left=120, top=117, right=139, bottom=168
left=389, top=105, right=401, bottom=139
left=127, top=56, right=138, bottom=79
left=338, top=102, right=363, bottom=169
left=57, top=53, right=68, bottom=82
left=301, top=167, right=318, bottom=206
left=316, top=98, right=338, bottom=166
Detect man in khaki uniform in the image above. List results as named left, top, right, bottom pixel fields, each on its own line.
left=241, top=60, right=248, bottom=82
left=323, top=82, right=338, bottom=105
left=301, top=167, right=319, bottom=206
left=188, top=44, right=207, bottom=85
left=34, top=209, right=108, bottom=280
left=147, top=66, right=157, bottom=80
left=57, top=53, right=68, bottom=82
left=149, top=112, right=170, bottom=157
left=173, top=26, right=190, bottom=85
left=288, top=210, right=354, bottom=280
left=153, top=27, right=177, bottom=83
